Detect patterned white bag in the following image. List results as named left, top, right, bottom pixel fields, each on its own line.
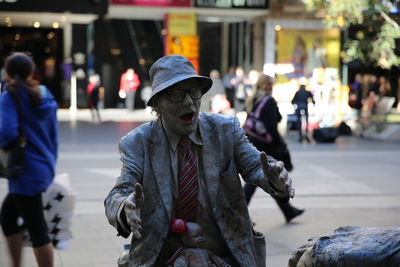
left=23, top=173, right=76, bottom=250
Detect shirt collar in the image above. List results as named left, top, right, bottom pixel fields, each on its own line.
left=160, top=120, right=203, bottom=152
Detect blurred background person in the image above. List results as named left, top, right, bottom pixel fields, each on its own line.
left=87, top=73, right=102, bottom=123
left=368, top=75, right=380, bottom=96
left=232, top=66, right=251, bottom=112
left=243, top=74, right=304, bottom=223
left=378, top=76, right=391, bottom=98
left=140, top=80, right=153, bottom=112
left=247, top=69, right=260, bottom=90
left=349, top=73, right=363, bottom=113
left=223, top=66, right=236, bottom=109
left=292, top=84, right=315, bottom=143
left=0, top=52, right=58, bottom=267
left=201, top=69, right=226, bottom=112
left=119, top=68, right=140, bottom=111
left=364, top=75, right=380, bottom=115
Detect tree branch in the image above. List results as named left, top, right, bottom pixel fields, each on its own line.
left=379, top=10, right=399, bottom=29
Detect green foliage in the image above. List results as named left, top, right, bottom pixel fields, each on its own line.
left=302, top=0, right=400, bottom=69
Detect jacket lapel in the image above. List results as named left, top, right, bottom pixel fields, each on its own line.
left=199, top=115, right=220, bottom=212
left=149, top=121, right=173, bottom=221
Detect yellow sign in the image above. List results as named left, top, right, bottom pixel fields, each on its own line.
left=166, top=35, right=199, bottom=58
left=167, top=13, right=197, bottom=36
left=166, top=35, right=199, bottom=72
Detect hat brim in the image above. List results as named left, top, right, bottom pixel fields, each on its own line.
left=147, top=75, right=212, bottom=106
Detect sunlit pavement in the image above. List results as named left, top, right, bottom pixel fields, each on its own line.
left=0, top=108, right=399, bottom=267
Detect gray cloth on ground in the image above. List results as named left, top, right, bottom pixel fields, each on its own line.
left=288, top=226, right=400, bottom=267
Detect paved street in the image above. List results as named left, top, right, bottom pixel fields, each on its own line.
left=1, top=110, right=400, bottom=267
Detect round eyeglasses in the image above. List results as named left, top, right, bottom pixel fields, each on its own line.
left=164, top=86, right=203, bottom=103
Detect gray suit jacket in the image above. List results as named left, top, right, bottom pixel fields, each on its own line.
left=105, top=113, right=280, bottom=267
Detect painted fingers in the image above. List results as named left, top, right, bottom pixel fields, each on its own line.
left=123, top=183, right=144, bottom=240
left=260, top=152, right=295, bottom=198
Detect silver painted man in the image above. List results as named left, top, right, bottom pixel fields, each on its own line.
left=104, top=55, right=295, bottom=267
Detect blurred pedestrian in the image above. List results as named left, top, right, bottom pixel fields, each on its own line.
left=232, top=67, right=251, bottom=112
left=140, top=80, right=153, bottom=112
left=349, top=73, right=363, bottom=111
left=1, top=68, right=6, bottom=93
left=243, top=74, right=304, bottom=223
left=119, top=68, right=140, bottom=111
left=364, top=75, right=380, bottom=115
left=291, top=84, right=315, bottom=143
left=140, top=81, right=152, bottom=104
left=104, top=55, right=294, bottom=267
left=223, top=66, right=236, bottom=108
left=0, top=52, right=58, bottom=267
left=201, top=69, right=225, bottom=112
left=378, top=76, right=391, bottom=97
left=87, top=73, right=102, bottom=123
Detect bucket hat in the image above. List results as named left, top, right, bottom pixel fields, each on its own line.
left=147, top=55, right=212, bottom=106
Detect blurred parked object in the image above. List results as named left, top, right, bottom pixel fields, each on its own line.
left=288, top=226, right=400, bottom=267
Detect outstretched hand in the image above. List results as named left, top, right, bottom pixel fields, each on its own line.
left=123, top=183, right=144, bottom=240
left=260, top=152, right=295, bottom=198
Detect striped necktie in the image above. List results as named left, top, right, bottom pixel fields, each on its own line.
left=176, top=137, right=198, bottom=222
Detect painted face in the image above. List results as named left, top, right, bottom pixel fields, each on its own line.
left=158, top=79, right=202, bottom=136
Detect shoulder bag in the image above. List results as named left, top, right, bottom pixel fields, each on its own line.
left=0, top=89, right=26, bottom=179
left=243, top=95, right=273, bottom=144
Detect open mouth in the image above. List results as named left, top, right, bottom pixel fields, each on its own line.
left=180, top=112, right=195, bottom=122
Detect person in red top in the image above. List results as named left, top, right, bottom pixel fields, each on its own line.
left=87, top=73, right=101, bottom=123
left=119, top=68, right=140, bottom=111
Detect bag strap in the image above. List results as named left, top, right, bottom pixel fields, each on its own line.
left=253, top=95, right=270, bottom=119
left=7, top=88, right=27, bottom=145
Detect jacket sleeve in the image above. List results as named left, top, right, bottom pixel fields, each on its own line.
left=291, top=92, right=298, bottom=104
left=104, top=130, right=145, bottom=238
left=0, top=92, right=19, bottom=147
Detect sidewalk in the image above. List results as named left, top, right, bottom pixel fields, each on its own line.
left=1, top=110, right=399, bottom=267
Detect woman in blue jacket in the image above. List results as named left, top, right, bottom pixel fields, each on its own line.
left=0, top=53, right=58, bottom=267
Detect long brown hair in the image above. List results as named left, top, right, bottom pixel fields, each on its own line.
left=5, top=52, right=41, bottom=106
left=245, top=74, right=273, bottom=113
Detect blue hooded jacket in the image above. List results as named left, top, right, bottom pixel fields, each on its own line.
left=0, top=85, right=58, bottom=195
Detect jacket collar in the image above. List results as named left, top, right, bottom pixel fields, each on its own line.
left=149, top=114, right=220, bottom=218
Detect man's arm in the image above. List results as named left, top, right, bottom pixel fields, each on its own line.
left=232, top=116, right=294, bottom=199
left=104, top=132, right=145, bottom=238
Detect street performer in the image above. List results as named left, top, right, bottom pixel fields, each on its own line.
left=104, top=55, right=295, bottom=266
